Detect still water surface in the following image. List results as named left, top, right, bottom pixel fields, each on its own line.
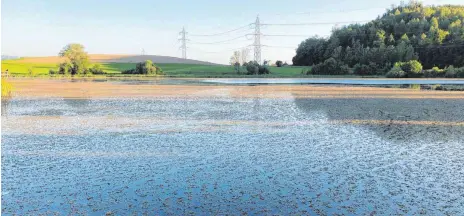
left=2, top=88, right=464, bottom=215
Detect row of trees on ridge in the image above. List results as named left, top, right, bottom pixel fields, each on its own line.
left=292, top=1, right=464, bottom=77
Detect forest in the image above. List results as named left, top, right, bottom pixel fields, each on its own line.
left=292, top=2, right=464, bottom=77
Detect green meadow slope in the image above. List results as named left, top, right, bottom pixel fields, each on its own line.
left=1, top=57, right=312, bottom=78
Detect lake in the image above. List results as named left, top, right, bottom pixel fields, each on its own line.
left=2, top=80, right=464, bottom=215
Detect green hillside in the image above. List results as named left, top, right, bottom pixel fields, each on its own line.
left=293, top=2, right=464, bottom=74
left=1, top=60, right=312, bottom=78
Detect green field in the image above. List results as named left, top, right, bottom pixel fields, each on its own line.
left=1, top=60, right=316, bottom=78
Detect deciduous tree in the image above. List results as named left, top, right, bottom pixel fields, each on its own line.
left=59, top=43, right=90, bottom=75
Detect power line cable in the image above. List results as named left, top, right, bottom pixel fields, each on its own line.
left=190, top=26, right=254, bottom=37
left=262, top=45, right=296, bottom=49
left=189, top=45, right=253, bottom=54
left=260, top=20, right=371, bottom=26
left=189, top=35, right=252, bottom=45
left=189, top=23, right=253, bottom=37
left=262, top=34, right=315, bottom=37
left=190, top=39, right=252, bottom=45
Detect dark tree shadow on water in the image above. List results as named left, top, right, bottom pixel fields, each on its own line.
left=293, top=96, right=464, bottom=143
left=63, top=97, right=93, bottom=115
left=1, top=98, right=11, bottom=116
left=63, top=98, right=90, bottom=109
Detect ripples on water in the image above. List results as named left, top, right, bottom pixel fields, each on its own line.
left=2, top=97, right=464, bottom=215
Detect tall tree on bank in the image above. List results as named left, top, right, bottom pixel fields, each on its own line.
left=230, top=50, right=242, bottom=73
left=59, top=43, right=90, bottom=75
left=229, top=51, right=241, bottom=66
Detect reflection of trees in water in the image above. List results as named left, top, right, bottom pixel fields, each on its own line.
left=252, top=98, right=261, bottom=119
left=63, top=98, right=90, bottom=109
left=293, top=97, right=464, bottom=143
left=1, top=98, right=11, bottom=116
left=63, top=98, right=91, bottom=115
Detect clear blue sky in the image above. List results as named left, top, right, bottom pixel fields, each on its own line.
left=1, top=0, right=462, bottom=64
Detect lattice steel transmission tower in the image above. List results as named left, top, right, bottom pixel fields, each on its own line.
left=179, top=27, right=187, bottom=59
left=253, top=16, right=261, bottom=64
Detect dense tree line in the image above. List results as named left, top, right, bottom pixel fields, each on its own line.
left=293, top=2, right=464, bottom=76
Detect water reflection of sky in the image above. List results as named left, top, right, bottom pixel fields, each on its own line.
left=2, top=97, right=464, bottom=215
